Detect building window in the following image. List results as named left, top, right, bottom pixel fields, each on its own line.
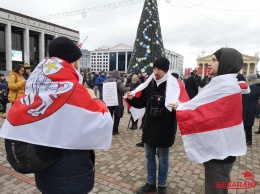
left=109, top=52, right=116, bottom=71
left=118, top=52, right=126, bottom=71
left=127, top=52, right=132, bottom=67
left=29, top=31, right=39, bottom=69
left=0, top=26, right=6, bottom=70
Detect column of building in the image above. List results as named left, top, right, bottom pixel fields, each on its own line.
left=5, top=22, right=12, bottom=71
left=246, top=63, right=250, bottom=76
left=23, top=26, right=30, bottom=64
left=125, top=51, right=128, bottom=72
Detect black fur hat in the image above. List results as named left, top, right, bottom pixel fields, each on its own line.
left=48, top=37, right=82, bottom=63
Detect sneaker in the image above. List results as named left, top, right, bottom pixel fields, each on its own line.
left=136, top=183, right=157, bottom=194
left=136, top=142, right=144, bottom=147
left=158, top=186, right=167, bottom=194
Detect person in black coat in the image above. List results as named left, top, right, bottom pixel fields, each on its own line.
left=127, top=57, right=176, bottom=194
left=128, top=74, right=141, bottom=130
left=244, top=73, right=260, bottom=145
left=185, top=72, right=198, bottom=99
left=0, top=73, right=8, bottom=118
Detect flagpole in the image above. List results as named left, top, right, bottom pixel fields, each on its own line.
left=78, top=36, right=88, bottom=48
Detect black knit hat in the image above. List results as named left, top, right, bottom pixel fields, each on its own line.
left=48, top=37, right=82, bottom=63
left=0, top=73, right=4, bottom=77
left=153, top=57, right=170, bottom=73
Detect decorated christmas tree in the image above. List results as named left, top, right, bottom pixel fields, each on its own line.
left=128, top=0, right=165, bottom=75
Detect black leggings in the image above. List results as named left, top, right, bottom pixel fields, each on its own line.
left=244, top=126, right=252, bottom=142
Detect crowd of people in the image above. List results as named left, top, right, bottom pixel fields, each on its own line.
left=0, top=36, right=259, bottom=194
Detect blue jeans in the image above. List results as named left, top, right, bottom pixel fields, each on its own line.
left=144, top=143, right=169, bottom=186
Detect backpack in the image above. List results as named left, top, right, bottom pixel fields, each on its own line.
left=5, top=139, right=60, bottom=174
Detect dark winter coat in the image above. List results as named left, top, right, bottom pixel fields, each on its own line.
left=0, top=80, right=8, bottom=103
left=194, top=74, right=201, bottom=85
left=104, top=70, right=130, bottom=107
left=127, top=80, right=177, bottom=148
left=185, top=76, right=198, bottom=99
left=244, top=83, right=260, bottom=127
left=85, top=76, right=95, bottom=89
left=91, top=74, right=98, bottom=86
left=35, top=149, right=94, bottom=194
left=129, top=81, right=141, bottom=91
left=22, top=73, right=30, bottom=80
left=96, top=75, right=108, bottom=92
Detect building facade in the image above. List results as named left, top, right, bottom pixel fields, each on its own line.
left=90, top=43, right=184, bottom=74
left=165, top=48, right=184, bottom=76
left=0, top=8, right=80, bottom=73
left=197, top=53, right=260, bottom=77
left=80, top=49, right=91, bottom=72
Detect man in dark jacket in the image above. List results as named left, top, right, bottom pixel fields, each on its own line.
left=104, top=70, right=130, bottom=135
left=244, top=73, right=260, bottom=144
left=22, top=63, right=31, bottom=80
left=185, top=72, right=198, bottom=99
left=193, top=69, right=201, bottom=86
left=127, top=57, right=177, bottom=194
left=91, top=72, right=99, bottom=96
left=96, top=71, right=108, bottom=100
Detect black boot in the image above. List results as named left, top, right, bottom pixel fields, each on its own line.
left=129, top=116, right=135, bottom=129
left=129, top=123, right=134, bottom=129
left=136, top=142, right=144, bottom=147
left=130, top=121, right=138, bottom=130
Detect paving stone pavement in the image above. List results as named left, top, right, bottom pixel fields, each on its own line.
left=0, top=103, right=260, bottom=194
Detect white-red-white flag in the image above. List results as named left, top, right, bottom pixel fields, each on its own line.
left=125, top=71, right=189, bottom=121
left=78, top=36, right=88, bottom=48
left=0, top=57, right=113, bottom=150
left=176, top=74, right=247, bottom=163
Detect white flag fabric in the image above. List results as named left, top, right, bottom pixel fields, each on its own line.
left=0, top=58, right=113, bottom=150
left=177, top=74, right=247, bottom=163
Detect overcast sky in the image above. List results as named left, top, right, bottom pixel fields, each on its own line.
left=1, top=0, right=260, bottom=69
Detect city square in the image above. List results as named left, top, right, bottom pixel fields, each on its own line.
left=0, top=103, right=259, bottom=194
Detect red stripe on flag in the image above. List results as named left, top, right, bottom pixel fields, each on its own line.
left=177, top=93, right=242, bottom=135
left=135, top=91, right=142, bottom=98
left=67, top=84, right=109, bottom=113
left=177, top=80, right=190, bottom=103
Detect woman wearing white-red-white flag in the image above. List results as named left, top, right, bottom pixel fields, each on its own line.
left=0, top=37, right=113, bottom=194
left=170, top=48, right=247, bottom=194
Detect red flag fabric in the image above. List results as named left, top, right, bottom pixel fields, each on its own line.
left=0, top=57, right=113, bottom=149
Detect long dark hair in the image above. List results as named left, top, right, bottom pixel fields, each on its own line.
left=13, top=64, right=25, bottom=74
